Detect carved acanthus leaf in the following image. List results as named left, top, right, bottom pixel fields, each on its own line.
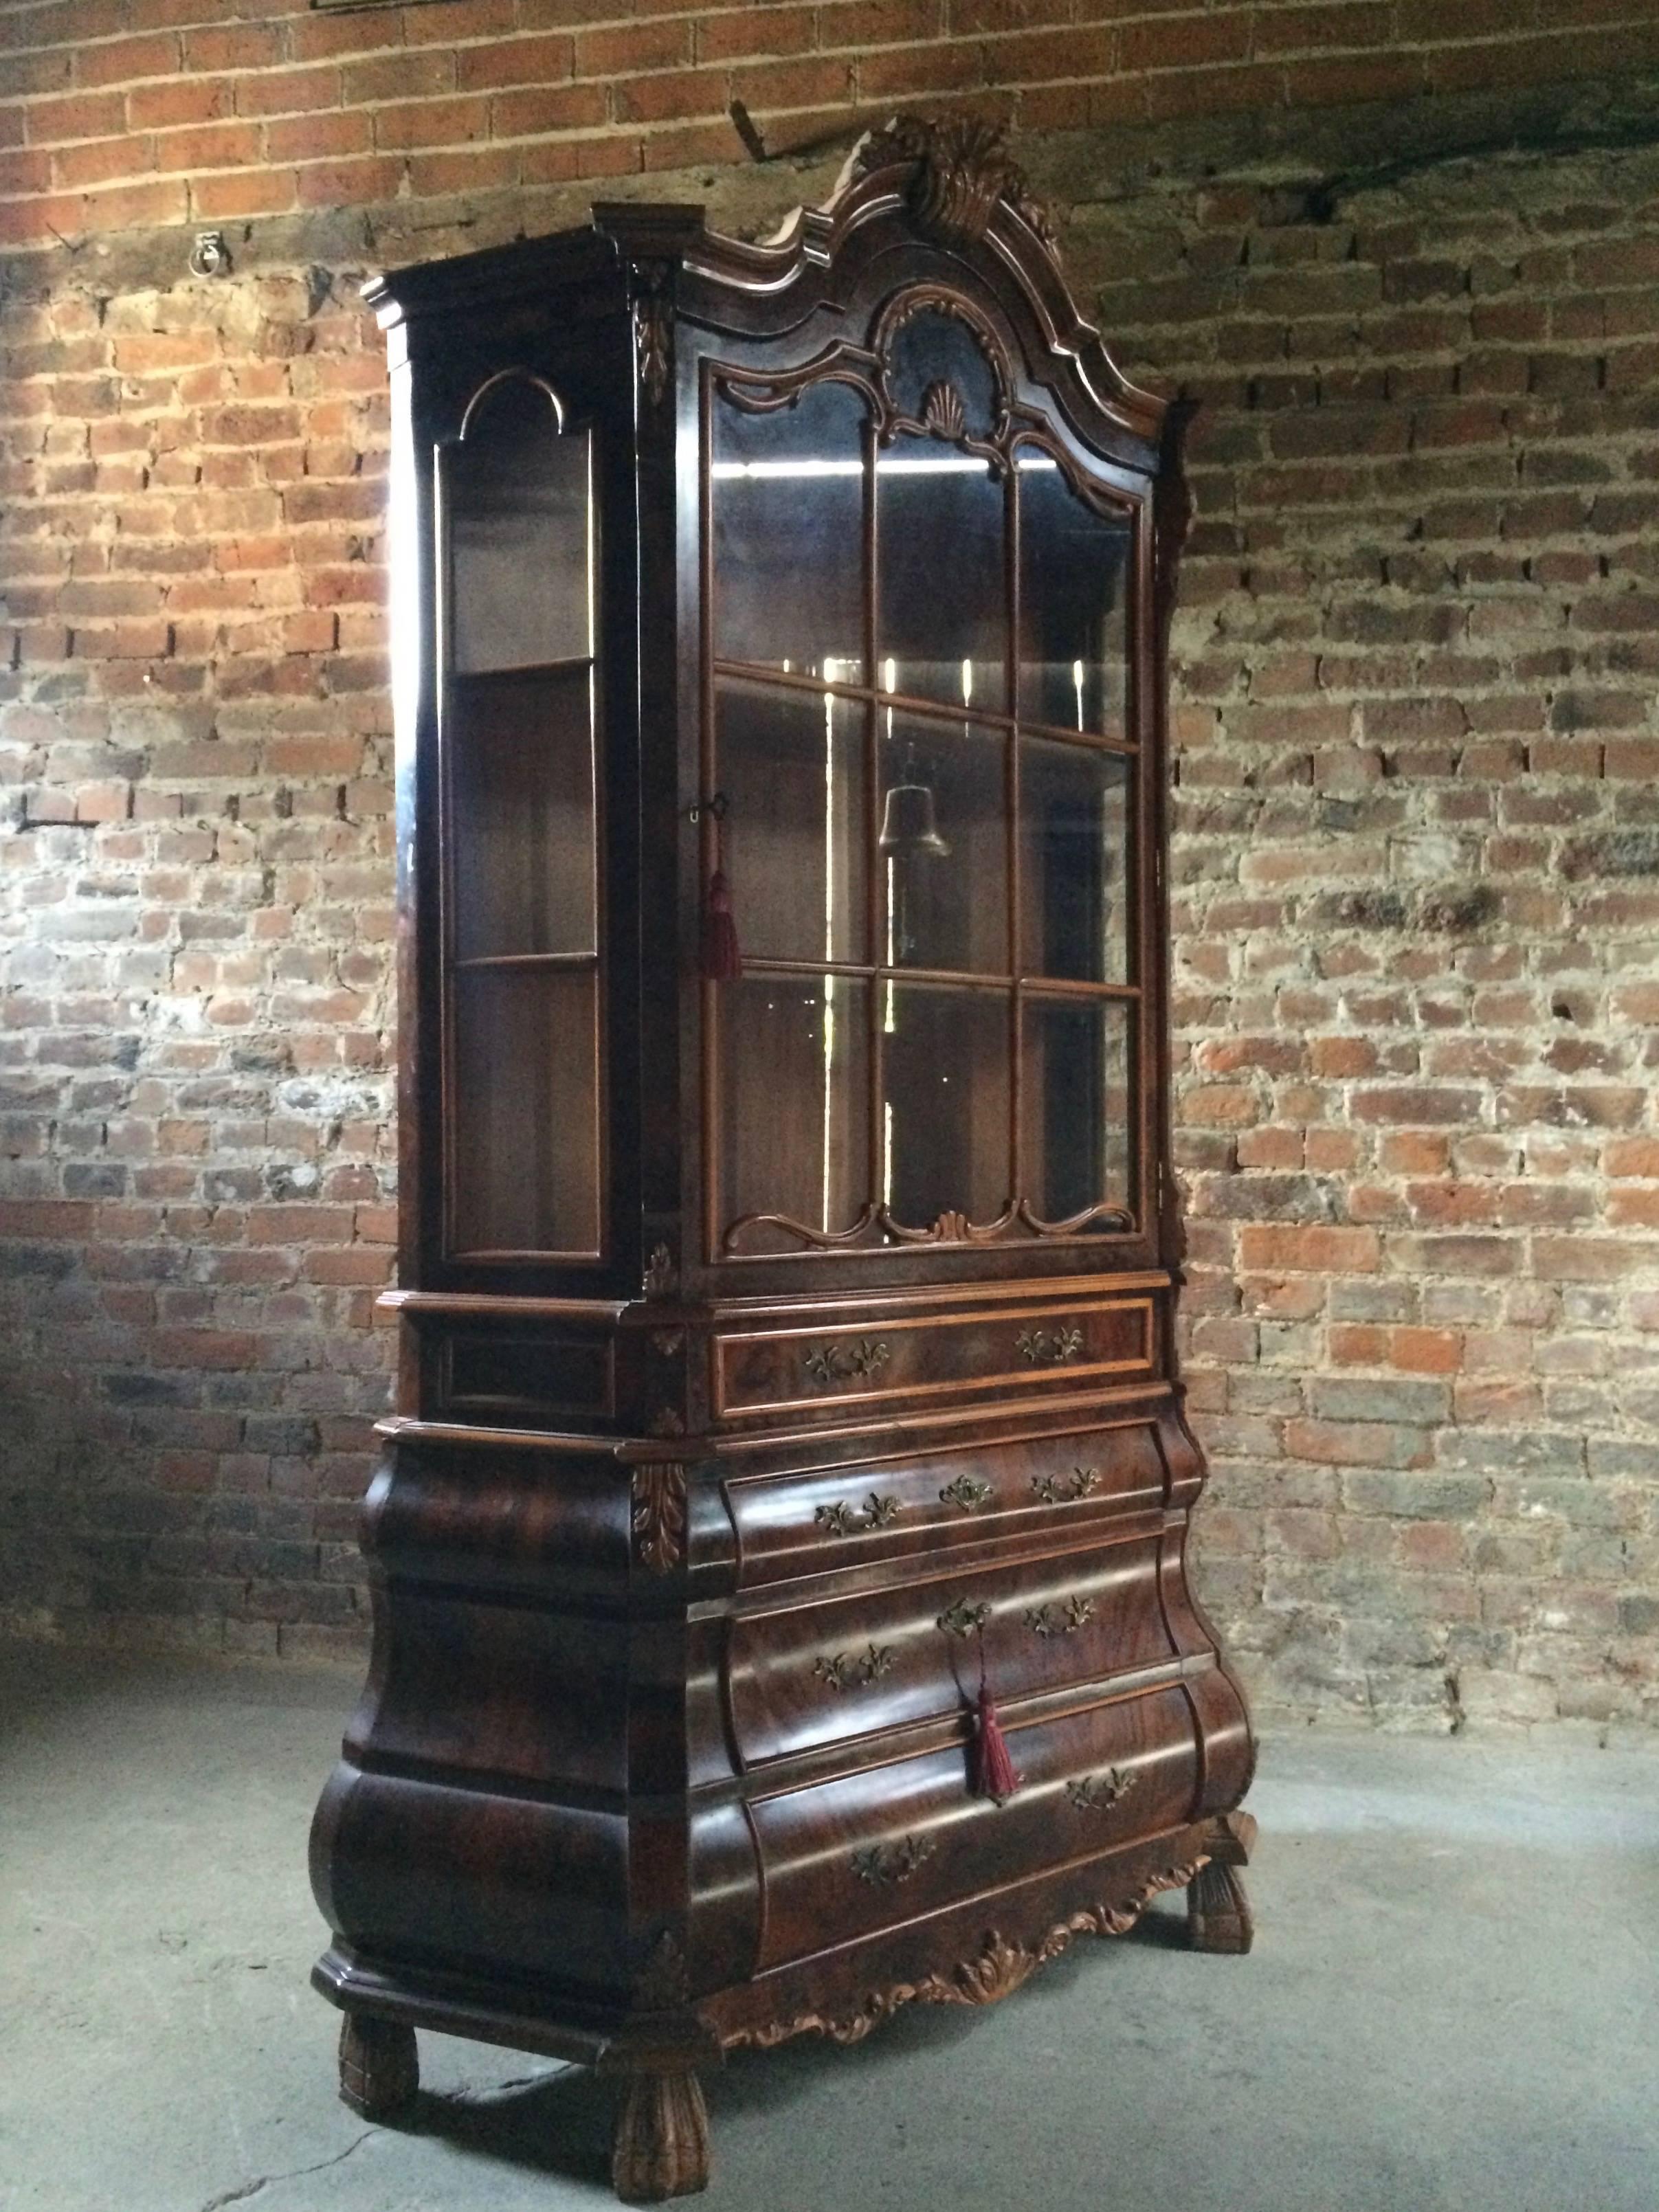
left=855, top=111, right=1056, bottom=253
left=632, top=260, right=673, bottom=408
left=632, top=1929, right=691, bottom=2011
left=632, top=1462, right=687, bottom=1574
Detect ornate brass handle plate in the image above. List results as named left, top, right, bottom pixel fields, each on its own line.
left=803, top=1338, right=891, bottom=1385
left=850, top=1834, right=936, bottom=1885
left=815, top=1491, right=902, bottom=1537
left=1030, top=1464, right=1100, bottom=1504
left=937, top=1598, right=993, bottom=1638
left=939, top=1473, right=994, bottom=1512
left=1016, top=1323, right=1084, bottom=1365
left=813, top=1642, right=897, bottom=1692
left=1067, top=1767, right=1137, bottom=1813
left=1025, top=1594, right=1095, bottom=1638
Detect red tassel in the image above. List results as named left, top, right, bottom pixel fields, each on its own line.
left=972, top=1680, right=1020, bottom=1804
left=700, top=868, right=742, bottom=981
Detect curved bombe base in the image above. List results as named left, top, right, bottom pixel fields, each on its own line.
left=314, top=1810, right=1254, bottom=2201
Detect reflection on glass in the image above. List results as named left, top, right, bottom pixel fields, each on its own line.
left=713, top=378, right=867, bottom=681
left=717, top=680, right=866, bottom=966
left=879, top=707, right=1005, bottom=974
left=450, top=665, right=595, bottom=962
left=1017, top=454, right=1130, bottom=737
left=1019, top=737, right=1128, bottom=984
left=723, top=976, right=871, bottom=1251
left=452, top=968, right=600, bottom=1253
left=447, top=393, right=591, bottom=676
left=1021, top=996, right=1131, bottom=1225
left=882, top=984, right=1009, bottom=1230
left=886, top=309, right=1001, bottom=436
left=878, top=435, right=1006, bottom=711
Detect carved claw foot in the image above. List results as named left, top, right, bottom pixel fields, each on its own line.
left=611, top=2069, right=710, bottom=2202
left=1188, top=1808, right=1256, bottom=1954
left=337, top=2013, right=419, bottom=2118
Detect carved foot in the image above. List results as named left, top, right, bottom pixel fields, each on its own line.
left=1188, top=1809, right=1256, bottom=1954
left=611, top=2069, right=710, bottom=2202
left=337, top=2013, right=419, bottom=2119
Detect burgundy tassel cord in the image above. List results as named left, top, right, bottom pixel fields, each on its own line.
left=972, top=1632, right=1020, bottom=1804
left=693, top=790, right=742, bottom=981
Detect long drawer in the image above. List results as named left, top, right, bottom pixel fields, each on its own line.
left=723, top=1529, right=1179, bottom=1771
left=711, top=1291, right=1155, bottom=1427
left=722, top=1417, right=1170, bottom=1591
left=745, top=1682, right=1201, bottom=1974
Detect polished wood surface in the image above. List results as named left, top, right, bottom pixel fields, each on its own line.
left=310, top=111, right=1254, bottom=2200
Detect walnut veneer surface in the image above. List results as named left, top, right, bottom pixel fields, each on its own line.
left=309, top=111, right=1255, bottom=2203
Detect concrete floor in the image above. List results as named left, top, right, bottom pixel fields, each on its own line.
left=1, top=1647, right=1656, bottom=2212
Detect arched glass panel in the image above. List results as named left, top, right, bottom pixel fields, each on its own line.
left=440, top=372, right=601, bottom=1259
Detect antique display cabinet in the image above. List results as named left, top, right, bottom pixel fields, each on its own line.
left=310, top=112, right=1256, bottom=2203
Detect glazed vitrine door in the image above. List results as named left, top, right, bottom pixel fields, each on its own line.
left=437, top=370, right=603, bottom=1262
left=705, top=302, right=1142, bottom=1264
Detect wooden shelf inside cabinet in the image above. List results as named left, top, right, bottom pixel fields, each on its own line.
left=312, top=110, right=1255, bottom=2204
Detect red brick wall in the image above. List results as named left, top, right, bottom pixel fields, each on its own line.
left=6, top=0, right=1659, bottom=246
left=2, top=9, right=1657, bottom=1728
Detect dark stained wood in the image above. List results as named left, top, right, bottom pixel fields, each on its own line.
left=337, top=2014, right=419, bottom=2119
left=310, top=110, right=1254, bottom=2201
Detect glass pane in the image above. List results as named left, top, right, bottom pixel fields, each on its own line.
left=1018, top=737, right=1129, bottom=984
left=887, top=309, right=1001, bottom=437
left=717, top=680, right=866, bottom=966
left=1021, top=995, right=1132, bottom=1226
left=447, top=388, right=590, bottom=675
left=878, top=436, right=1006, bottom=712
left=881, top=983, right=1010, bottom=1231
left=879, top=708, right=1005, bottom=974
left=722, top=976, right=870, bottom=1251
left=451, top=968, right=599, bottom=1254
left=450, top=665, right=595, bottom=961
left=1017, top=454, right=1131, bottom=738
left=713, top=378, right=867, bottom=682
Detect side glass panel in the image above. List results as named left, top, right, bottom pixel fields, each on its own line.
left=722, top=976, right=871, bottom=1251
left=441, top=375, right=601, bottom=1260
left=452, top=969, right=600, bottom=1254
left=878, top=706, right=1005, bottom=974
left=718, top=680, right=866, bottom=967
left=447, top=384, right=591, bottom=674
left=882, top=983, right=1010, bottom=1229
left=713, top=378, right=867, bottom=682
left=1017, top=454, right=1131, bottom=739
left=1020, top=996, right=1132, bottom=1226
left=451, top=665, right=595, bottom=962
left=1018, top=737, right=1129, bottom=985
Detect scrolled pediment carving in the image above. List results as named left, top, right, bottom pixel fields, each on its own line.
left=855, top=111, right=1057, bottom=254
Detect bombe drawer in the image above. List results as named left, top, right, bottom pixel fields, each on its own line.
left=722, top=1417, right=1172, bottom=1591
left=723, top=1529, right=1179, bottom=1771
left=745, top=1682, right=1201, bottom=1974
left=712, top=1293, right=1155, bottom=1426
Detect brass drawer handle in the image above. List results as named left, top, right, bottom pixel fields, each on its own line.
left=939, top=1473, right=994, bottom=1512
left=937, top=1598, right=993, bottom=1638
left=1025, top=1595, right=1095, bottom=1638
left=804, top=1338, right=891, bottom=1385
left=814, top=1490, right=902, bottom=1537
left=1016, top=1324, right=1084, bottom=1365
left=813, top=1642, right=896, bottom=1692
left=1030, top=1464, right=1100, bottom=1504
left=851, top=1834, right=936, bottom=1885
left=1067, top=1767, right=1137, bottom=1813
